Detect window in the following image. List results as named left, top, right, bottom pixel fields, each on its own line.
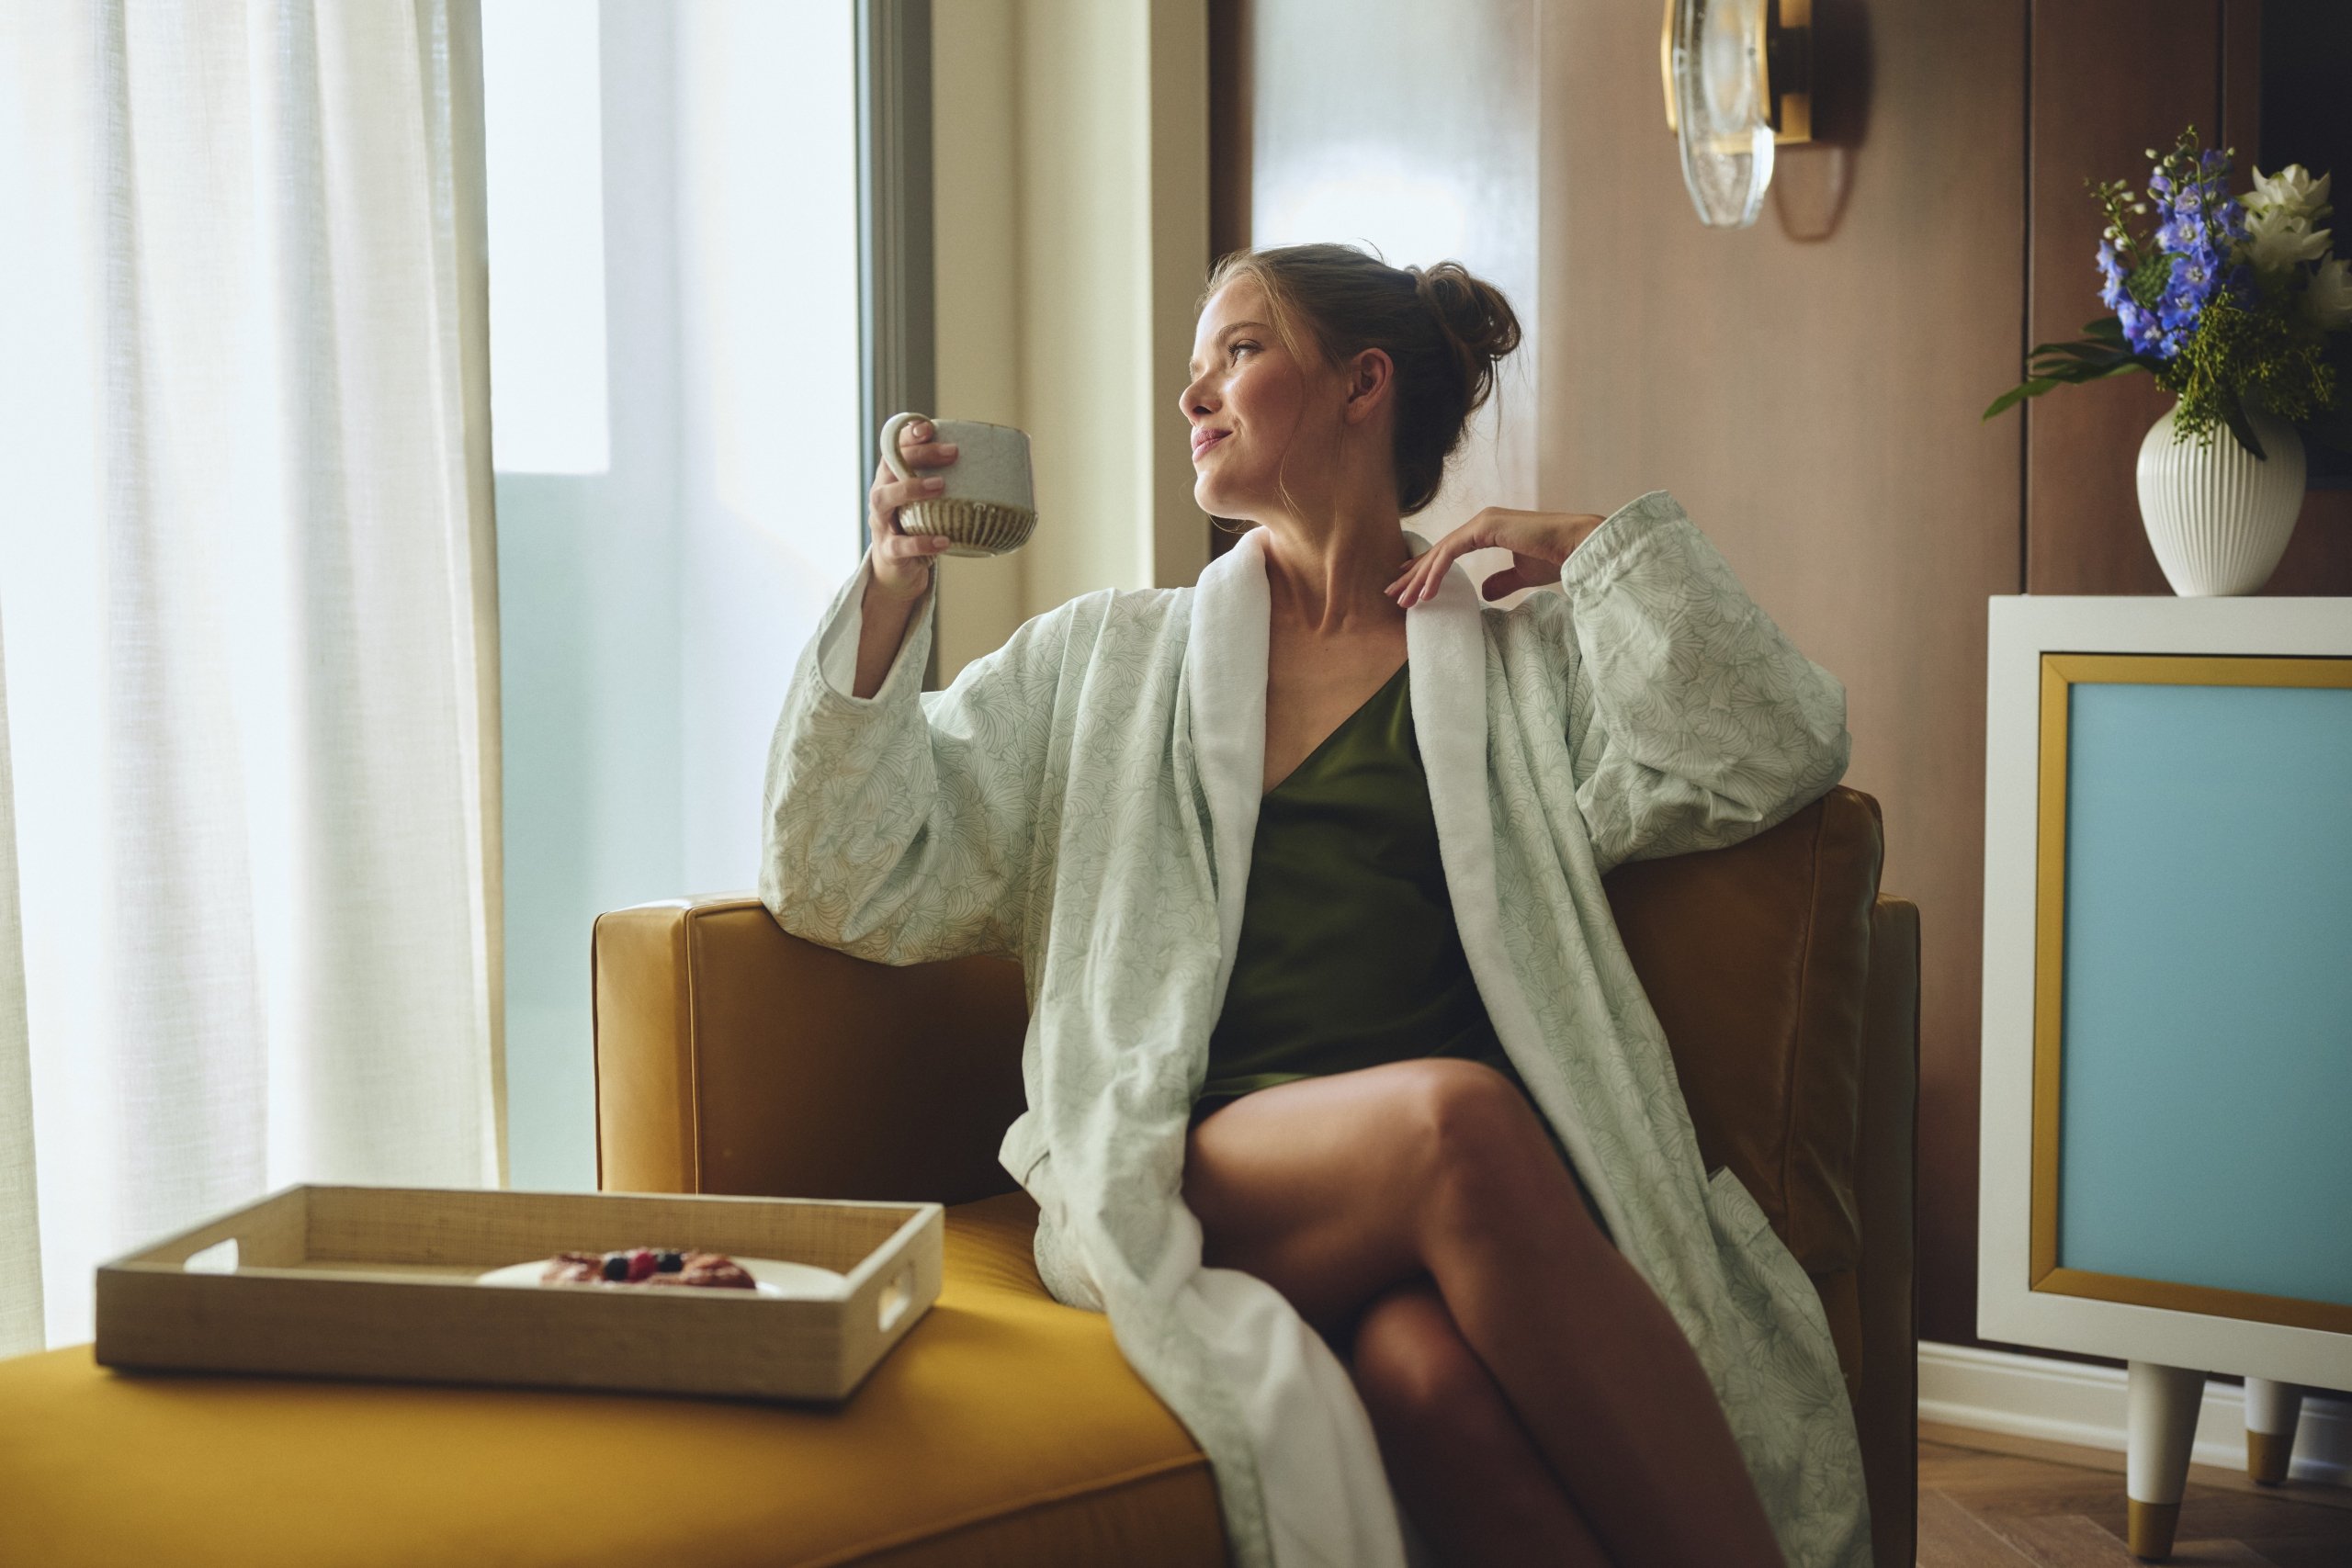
left=481, top=0, right=611, bottom=475
left=481, top=1, right=863, bottom=1190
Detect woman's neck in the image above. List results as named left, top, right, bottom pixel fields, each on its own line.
left=1258, top=512, right=1411, bottom=637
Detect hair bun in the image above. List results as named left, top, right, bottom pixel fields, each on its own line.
left=1408, top=261, right=1522, bottom=366
left=1407, top=260, right=1521, bottom=425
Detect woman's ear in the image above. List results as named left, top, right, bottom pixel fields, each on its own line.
left=1341, top=347, right=1394, bottom=427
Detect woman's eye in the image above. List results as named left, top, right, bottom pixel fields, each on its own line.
left=1230, top=341, right=1257, bottom=360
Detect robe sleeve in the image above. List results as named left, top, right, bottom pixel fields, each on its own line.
left=760, top=553, right=1057, bottom=965
left=1556, top=490, right=1849, bottom=874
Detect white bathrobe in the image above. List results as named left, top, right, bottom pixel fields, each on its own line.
left=763, top=490, right=1872, bottom=1568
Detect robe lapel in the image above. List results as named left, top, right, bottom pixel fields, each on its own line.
left=1404, top=539, right=1634, bottom=1250
left=1400, top=536, right=1505, bottom=1023
left=1183, top=527, right=1271, bottom=1000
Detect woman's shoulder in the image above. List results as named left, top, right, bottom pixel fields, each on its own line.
left=1481, top=580, right=1576, bottom=651
left=989, top=584, right=1189, bottom=678
left=1021, top=583, right=1189, bottom=638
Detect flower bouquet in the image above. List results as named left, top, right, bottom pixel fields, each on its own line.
left=1988, top=126, right=2351, bottom=456
left=1986, top=127, right=2352, bottom=593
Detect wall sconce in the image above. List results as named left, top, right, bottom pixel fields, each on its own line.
left=1661, top=0, right=1814, bottom=228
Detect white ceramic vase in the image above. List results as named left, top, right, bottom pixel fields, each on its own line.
left=2133, top=401, right=2307, bottom=596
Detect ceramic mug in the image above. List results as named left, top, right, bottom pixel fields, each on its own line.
left=878, top=412, right=1039, bottom=558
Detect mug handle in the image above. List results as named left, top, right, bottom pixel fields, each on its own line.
left=878, top=411, right=928, bottom=485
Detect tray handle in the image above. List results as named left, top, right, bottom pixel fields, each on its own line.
left=877, top=1264, right=915, bottom=1333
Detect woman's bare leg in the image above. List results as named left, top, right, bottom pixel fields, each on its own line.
left=1348, top=1272, right=1611, bottom=1567
left=1181, top=1057, right=1784, bottom=1568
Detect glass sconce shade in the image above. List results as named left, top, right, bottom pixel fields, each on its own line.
left=1662, top=0, right=1814, bottom=230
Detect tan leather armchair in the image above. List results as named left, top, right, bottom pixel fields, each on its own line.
left=594, top=784, right=1918, bottom=1567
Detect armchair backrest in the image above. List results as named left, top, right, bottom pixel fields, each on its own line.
left=596, top=786, right=1896, bottom=1276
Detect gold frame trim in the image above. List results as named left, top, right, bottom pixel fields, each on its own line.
left=2030, top=652, right=2352, bottom=1337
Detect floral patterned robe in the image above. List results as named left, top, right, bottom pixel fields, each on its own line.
left=763, top=491, right=1872, bottom=1567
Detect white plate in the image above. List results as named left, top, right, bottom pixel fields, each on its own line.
left=476, top=1256, right=846, bottom=1299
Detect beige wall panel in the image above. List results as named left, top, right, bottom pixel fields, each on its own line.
left=1018, top=0, right=1153, bottom=616
left=1148, top=0, right=1214, bottom=592
left=1532, top=0, right=2027, bottom=1346
left=932, top=0, right=1029, bottom=680
left=932, top=0, right=1209, bottom=681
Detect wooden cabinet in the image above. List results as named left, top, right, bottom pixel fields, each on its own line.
left=1979, top=594, right=2352, bottom=1559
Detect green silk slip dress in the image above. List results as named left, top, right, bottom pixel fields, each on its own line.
left=1191, top=659, right=1603, bottom=1231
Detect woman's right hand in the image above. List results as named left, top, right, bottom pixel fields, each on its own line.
left=868, top=419, right=961, bottom=601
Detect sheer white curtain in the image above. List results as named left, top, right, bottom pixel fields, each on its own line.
left=0, top=626, right=39, bottom=1359
left=0, top=0, right=503, bottom=1348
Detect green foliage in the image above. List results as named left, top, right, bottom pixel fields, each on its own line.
left=2124, top=252, right=2172, bottom=310
left=1979, top=320, right=2154, bottom=423
left=2156, top=293, right=2337, bottom=454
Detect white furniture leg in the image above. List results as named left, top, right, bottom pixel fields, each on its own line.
left=2244, top=1376, right=2303, bottom=1487
left=2126, top=1360, right=2206, bottom=1561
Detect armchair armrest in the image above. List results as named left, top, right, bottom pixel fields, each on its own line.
left=592, top=896, right=1028, bottom=1203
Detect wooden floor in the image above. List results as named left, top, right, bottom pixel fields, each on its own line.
left=1917, top=1422, right=2352, bottom=1567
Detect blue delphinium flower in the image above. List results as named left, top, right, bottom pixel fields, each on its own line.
left=2106, top=134, right=2263, bottom=364
left=2118, top=298, right=2156, bottom=355
left=2097, top=239, right=2128, bottom=310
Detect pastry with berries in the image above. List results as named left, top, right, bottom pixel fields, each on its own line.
left=537, top=1247, right=755, bottom=1290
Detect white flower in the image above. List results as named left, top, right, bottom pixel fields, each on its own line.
left=2245, top=202, right=2333, bottom=274
left=2305, top=255, right=2352, bottom=331
left=2247, top=164, right=2332, bottom=222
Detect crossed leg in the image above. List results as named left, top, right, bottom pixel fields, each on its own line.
left=1179, top=1056, right=1785, bottom=1568
left=1350, top=1270, right=1612, bottom=1566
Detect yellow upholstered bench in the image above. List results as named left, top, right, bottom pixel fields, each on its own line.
left=0, top=787, right=1917, bottom=1566
left=0, top=1192, right=1219, bottom=1568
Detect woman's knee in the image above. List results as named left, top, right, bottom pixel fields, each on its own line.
left=1385, top=1057, right=1528, bottom=1156
left=1385, top=1060, right=1583, bottom=1240
left=1347, top=1276, right=1492, bottom=1427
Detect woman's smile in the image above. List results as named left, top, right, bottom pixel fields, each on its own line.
left=1191, top=427, right=1230, bottom=460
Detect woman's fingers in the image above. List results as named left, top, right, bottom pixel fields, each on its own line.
left=1386, top=550, right=1441, bottom=605
left=1386, top=509, right=1599, bottom=607
left=870, top=470, right=948, bottom=522
left=887, top=474, right=947, bottom=507
left=1396, top=527, right=1482, bottom=605
left=867, top=441, right=955, bottom=600
left=892, top=419, right=960, bottom=472
left=1479, top=564, right=1531, bottom=601
left=897, top=438, right=960, bottom=468
left=1386, top=533, right=1457, bottom=604
left=880, top=525, right=951, bottom=553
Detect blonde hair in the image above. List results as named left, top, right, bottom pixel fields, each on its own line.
left=1197, top=242, right=1522, bottom=517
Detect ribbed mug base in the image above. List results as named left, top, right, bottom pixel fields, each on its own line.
left=899, top=498, right=1038, bottom=558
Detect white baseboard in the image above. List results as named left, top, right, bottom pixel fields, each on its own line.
left=1918, top=1341, right=2351, bottom=1488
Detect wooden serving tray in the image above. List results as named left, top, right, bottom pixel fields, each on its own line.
left=94, top=1185, right=942, bottom=1402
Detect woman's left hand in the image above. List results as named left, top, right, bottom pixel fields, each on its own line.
left=1385, top=506, right=1607, bottom=607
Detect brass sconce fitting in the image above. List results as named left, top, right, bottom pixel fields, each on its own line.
left=1661, top=0, right=1815, bottom=227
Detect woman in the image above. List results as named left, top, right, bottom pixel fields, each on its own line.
left=763, top=243, right=1868, bottom=1568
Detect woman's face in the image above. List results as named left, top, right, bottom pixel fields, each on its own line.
left=1180, top=276, right=1336, bottom=525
